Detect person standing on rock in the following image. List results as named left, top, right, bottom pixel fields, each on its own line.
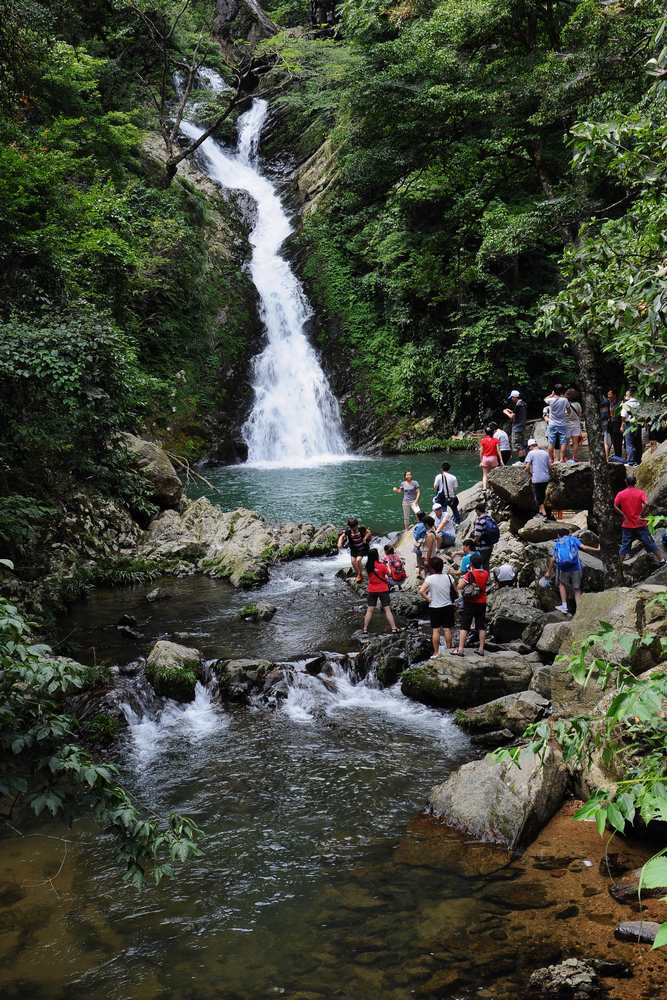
left=419, top=555, right=456, bottom=656
left=566, top=388, right=583, bottom=461
left=413, top=510, right=427, bottom=579
left=546, top=384, right=572, bottom=463
left=614, top=476, right=665, bottom=566
left=620, top=389, right=642, bottom=466
left=362, top=548, right=399, bottom=635
left=489, top=421, right=511, bottom=466
left=422, top=515, right=438, bottom=573
left=546, top=527, right=600, bottom=614
left=452, top=553, right=489, bottom=656
left=524, top=438, right=551, bottom=517
left=337, top=517, right=371, bottom=584
left=455, top=538, right=481, bottom=574
left=473, top=503, right=499, bottom=569
left=479, top=426, right=504, bottom=490
left=503, top=389, right=527, bottom=457
left=433, top=462, right=461, bottom=523
left=601, top=388, right=623, bottom=459
left=393, top=471, right=421, bottom=531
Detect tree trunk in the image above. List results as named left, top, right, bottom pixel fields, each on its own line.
left=572, top=330, right=624, bottom=585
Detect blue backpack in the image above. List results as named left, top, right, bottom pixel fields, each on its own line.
left=554, top=535, right=581, bottom=571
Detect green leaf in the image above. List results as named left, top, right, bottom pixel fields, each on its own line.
left=641, top=856, right=667, bottom=890
left=606, top=802, right=625, bottom=833
left=652, top=921, right=667, bottom=949
left=595, top=807, right=608, bottom=836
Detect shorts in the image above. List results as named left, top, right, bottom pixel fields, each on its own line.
left=556, top=567, right=582, bottom=591
left=511, top=426, right=525, bottom=450
left=460, top=603, right=486, bottom=631
left=500, top=449, right=512, bottom=465
left=533, top=481, right=548, bottom=505
left=367, top=591, right=390, bottom=607
left=481, top=455, right=499, bottom=470
left=478, top=545, right=493, bottom=569
left=429, top=605, right=455, bottom=629
left=619, top=526, right=658, bottom=557
left=350, top=545, right=369, bottom=558
left=568, top=422, right=582, bottom=438
left=548, top=424, right=568, bottom=448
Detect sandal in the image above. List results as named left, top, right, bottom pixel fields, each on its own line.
left=474, top=650, right=485, bottom=657
left=391, top=628, right=401, bottom=634
left=450, top=649, right=463, bottom=656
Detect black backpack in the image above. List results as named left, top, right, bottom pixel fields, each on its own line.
left=479, top=514, right=500, bottom=545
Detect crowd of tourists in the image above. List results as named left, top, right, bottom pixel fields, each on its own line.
left=337, top=381, right=666, bottom=652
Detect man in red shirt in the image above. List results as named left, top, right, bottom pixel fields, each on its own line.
left=614, top=476, right=665, bottom=564
left=452, top=553, right=489, bottom=657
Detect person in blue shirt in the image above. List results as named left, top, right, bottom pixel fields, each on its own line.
left=546, top=528, right=600, bottom=614
left=455, top=538, right=481, bottom=574
left=412, top=510, right=427, bottom=578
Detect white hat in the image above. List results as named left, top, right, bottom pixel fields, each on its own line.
left=432, top=500, right=443, bottom=510
left=527, top=437, right=537, bottom=447
left=509, top=389, right=520, bottom=398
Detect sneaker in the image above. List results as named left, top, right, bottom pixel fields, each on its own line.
left=556, top=603, right=570, bottom=614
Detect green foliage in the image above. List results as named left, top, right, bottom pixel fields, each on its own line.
left=494, top=607, right=667, bottom=947
left=0, top=597, right=200, bottom=884
left=91, top=557, right=164, bottom=587
left=391, top=436, right=478, bottom=454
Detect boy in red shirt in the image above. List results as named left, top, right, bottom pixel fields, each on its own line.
left=614, top=476, right=665, bottom=565
left=452, top=553, right=489, bottom=657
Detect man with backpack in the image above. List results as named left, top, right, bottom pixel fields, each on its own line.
left=547, top=527, right=600, bottom=614
left=433, top=462, right=461, bottom=523
left=419, top=555, right=457, bottom=656
left=452, top=553, right=489, bottom=656
left=337, top=517, right=372, bottom=584
left=473, top=503, right=500, bottom=569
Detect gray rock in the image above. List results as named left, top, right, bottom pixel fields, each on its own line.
left=614, top=920, right=661, bottom=944
left=623, top=549, right=661, bottom=583
left=522, top=609, right=571, bottom=647
left=121, top=432, right=182, bottom=510
left=239, top=601, right=277, bottom=622
left=545, top=461, right=626, bottom=512
left=536, top=621, right=573, bottom=658
left=576, top=529, right=599, bottom=547
left=146, top=587, right=169, bottom=603
left=487, top=588, right=544, bottom=642
left=636, top=439, right=667, bottom=515
left=303, top=654, right=326, bottom=675
left=428, top=743, right=567, bottom=849
left=519, top=517, right=578, bottom=543
left=401, top=650, right=534, bottom=708
left=528, top=958, right=602, bottom=997
left=457, top=689, right=549, bottom=735
left=214, top=658, right=273, bottom=702
left=529, top=664, right=553, bottom=699
left=609, top=866, right=667, bottom=903
left=145, top=640, right=202, bottom=701
left=643, top=563, right=667, bottom=586
left=487, top=465, right=537, bottom=513
left=470, top=728, right=516, bottom=748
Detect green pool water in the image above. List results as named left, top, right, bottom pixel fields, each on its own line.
left=189, top=452, right=481, bottom=533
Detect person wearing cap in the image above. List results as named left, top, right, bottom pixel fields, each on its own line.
left=491, top=563, right=516, bottom=588
left=503, top=390, right=527, bottom=457
left=524, top=438, right=551, bottom=516
left=433, top=501, right=456, bottom=548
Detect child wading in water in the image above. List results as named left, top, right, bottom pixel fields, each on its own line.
left=362, top=548, right=399, bottom=635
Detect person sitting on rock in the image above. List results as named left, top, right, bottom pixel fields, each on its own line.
left=614, top=475, right=666, bottom=567
left=473, top=503, right=499, bottom=569
left=422, top=515, right=438, bottom=575
left=362, top=548, right=399, bottom=636
left=546, top=527, right=600, bottom=614
left=491, top=563, right=516, bottom=589
left=452, top=553, right=489, bottom=657
left=419, top=555, right=456, bottom=657
left=337, top=517, right=371, bottom=584
left=433, top=501, right=456, bottom=549
left=382, top=544, right=407, bottom=590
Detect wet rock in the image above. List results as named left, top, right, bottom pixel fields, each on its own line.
left=121, top=432, right=183, bottom=510
left=238, top=601, right=277, bottom=622
left=429, top=743, right=567, bottom=849
left=470, top=728, right=516, bottom=748
left=119, top=613, right=137, bottom=626
left=609, top=866, right=667, bottom=903
left=213, top=657, right=273, bottom=702
left=401, top=650, right=533, bottom=708
left=116, top=624, right=144, bottom=640
left=146, top=587, right=169, bottom=603
left=456, top=690, right=549, bottom=735
left=487, top=464, right=538, bottom=513
left=519, top=517, right=579, bottom=543
left=536, top=622, right=573, bottom=658
left=145, top=640, right=202, bottom=701
left=528, top=957, right=604, bottom=997
left=614, top=920, right=661, bottom=944
left=623, top=549, right=661, bottom=583
left=304, top=654, right=327, bottom=675
left=487, top=588, right=544, bottom=642
left=356, top=628, right=431, bottom=686
left=118, top=659, right=143, bottom=677
left=545, top=460, right=626, bottom=512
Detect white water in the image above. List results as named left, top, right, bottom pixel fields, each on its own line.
left=180, top=75, right=350, bottom=467
left=123, top=683, right=227, bottom=768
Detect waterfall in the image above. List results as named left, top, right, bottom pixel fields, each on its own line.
left=180, top=74, right=350, bottom=467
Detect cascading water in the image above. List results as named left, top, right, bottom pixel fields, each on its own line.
left=180, top=73, right=350, bottom=467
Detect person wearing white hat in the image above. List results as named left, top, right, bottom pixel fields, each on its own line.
left=432, top=500, right=456, bottom=548
left=502, top=389, right=527, bottom=457
left=524, top=437, right=551, bottom=516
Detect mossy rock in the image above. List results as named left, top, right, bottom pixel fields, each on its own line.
left=146, top=640, right=202, bottom=701
left=308, top=531, right=339, bottom=555
left=400, top=664, right=451, bottom=706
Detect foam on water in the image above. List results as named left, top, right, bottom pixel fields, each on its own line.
left=123, top=683, right=227, bottom=767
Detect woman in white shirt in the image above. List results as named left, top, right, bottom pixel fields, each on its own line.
left=419, top=555, right=456, bottom=656
left=489, top=422, right=511, bottom=465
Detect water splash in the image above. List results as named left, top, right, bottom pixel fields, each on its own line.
left=180, top=72, right=350, bottom=467
left=123, top=682, right=227, bottom=768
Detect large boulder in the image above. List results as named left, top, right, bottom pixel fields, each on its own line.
left=522, top=609, right=571, bottom=647
left=552, top=585, right=667, bottom=716
left=428, top=743, right=567, bottom=849
left=121, top=432, right=182, bottom=510
left=536, top=621, right=572, bottom=659
left=212, top=658, right=274, bottom=702
left=486, top=588, right=544, bottom=642
left=356, top=628, right=432, bottom=686
left=636, top=440, right=667, bottom=514
left=456, top=690, right=549, bottom=735
left=487, top=465, right=537, bottom=513
left=401, top=650, right=534, bottom=708
left=518, top=516, right=578, bottom=543
left=545, top=461, right=626, bottom=512
left=146, top=640, right=202, bottom=701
